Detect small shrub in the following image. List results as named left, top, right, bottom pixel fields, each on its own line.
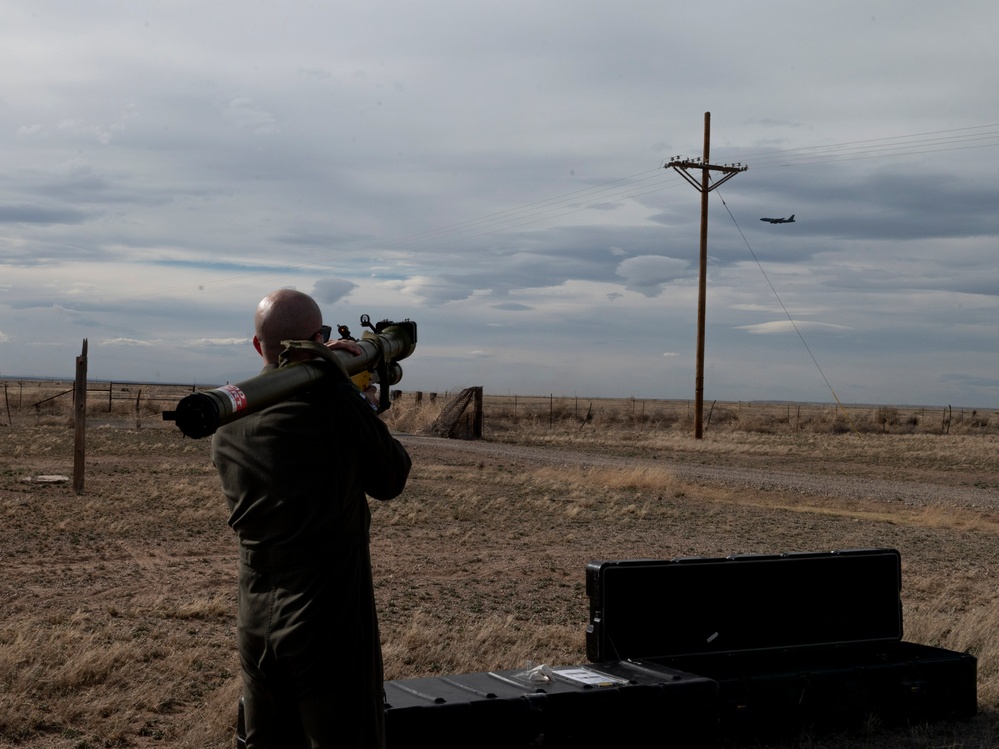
left=876, top=406, right=899, bottom=430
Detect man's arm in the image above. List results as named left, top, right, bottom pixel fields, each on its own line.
left=363, top=436, right=411, bottom=501
left=335, top=381, right=412, bottom=501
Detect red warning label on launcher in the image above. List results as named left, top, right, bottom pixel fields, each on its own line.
left=218, top=384, right=248, bottom=412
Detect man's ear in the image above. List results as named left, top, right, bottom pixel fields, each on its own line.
left=252, top=335, right=264, bottom=357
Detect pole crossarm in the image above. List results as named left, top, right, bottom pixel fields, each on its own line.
left=665, top=159, right=748, bottom=192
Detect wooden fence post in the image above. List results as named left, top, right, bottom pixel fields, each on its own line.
left=73, top=339, right=87, bottom=494
left=472, top=386, right=483, bottom=438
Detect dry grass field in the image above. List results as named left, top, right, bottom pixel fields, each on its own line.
left=1, top=379, right=998, bottom=747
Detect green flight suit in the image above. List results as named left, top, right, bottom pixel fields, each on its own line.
left=212, top=365, right=411, bottom=749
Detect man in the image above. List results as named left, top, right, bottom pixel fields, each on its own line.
left=211, top=288, right=411, bottom=748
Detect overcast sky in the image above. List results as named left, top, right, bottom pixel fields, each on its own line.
left=2, top=1, right=997, bottom=408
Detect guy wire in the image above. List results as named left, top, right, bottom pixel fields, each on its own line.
left=713, top=187, right=860, bottom=435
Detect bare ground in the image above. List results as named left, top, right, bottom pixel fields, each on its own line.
left=1, top=419, right=998, bottom=747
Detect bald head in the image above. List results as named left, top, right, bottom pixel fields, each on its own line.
left=253, top=289, right=323, bottom=364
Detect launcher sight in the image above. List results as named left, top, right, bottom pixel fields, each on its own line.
left=163, top=316, right=417, bottom=439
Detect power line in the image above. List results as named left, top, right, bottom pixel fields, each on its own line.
left=374, top=169, right=686, bottom=250
left=157, top=169, right=693, bottom=297
left=365, top=122, right=999, bottom=250
left=156, top=122, right=999, bottom=297
left=725, top=123, right=999, bottom=170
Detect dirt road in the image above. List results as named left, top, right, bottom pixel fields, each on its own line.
left=400, top=434, right=999, bottom=510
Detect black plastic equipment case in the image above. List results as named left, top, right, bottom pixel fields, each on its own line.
left=586, top=548, right=977, bottom=739
left=384, top=660, right=719, bottom=748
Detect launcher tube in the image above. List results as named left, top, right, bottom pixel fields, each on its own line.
left=164, top=320, right=416, bottom=439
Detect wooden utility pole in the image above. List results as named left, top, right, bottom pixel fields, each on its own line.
left=665, top=112, right=747, bottom=438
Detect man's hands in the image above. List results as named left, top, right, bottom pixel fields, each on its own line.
left=360, top=386, right=379, bottom=408
left=326, top=339, right=362, bottom=356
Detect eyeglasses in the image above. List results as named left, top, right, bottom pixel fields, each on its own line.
left=311, top=325, right=332, bottom=343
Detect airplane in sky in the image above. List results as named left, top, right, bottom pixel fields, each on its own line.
left=760, top=214, right=795, bottom=224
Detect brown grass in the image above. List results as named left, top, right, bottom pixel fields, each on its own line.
left=1, top=381, right=998, bottom=747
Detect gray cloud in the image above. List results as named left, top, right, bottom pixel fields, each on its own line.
left=0, top=204, right=90, bottom=225
left=0, top=1, right=997, bottom=406
left=101, top=338, right=153, bottom=347
left=616, top=256, right=690, bottom=296
left=312, top=278, right=359, bottom=306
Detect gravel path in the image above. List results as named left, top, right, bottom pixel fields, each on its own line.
left=400, top=435, right=999, bottom=511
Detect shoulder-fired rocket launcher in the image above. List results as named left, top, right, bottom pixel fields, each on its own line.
left=163, top=316, right=416, bottom=439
